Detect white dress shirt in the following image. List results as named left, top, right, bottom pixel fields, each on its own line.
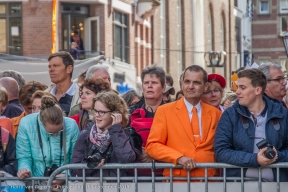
left=184, top=98, right=202, bottom=138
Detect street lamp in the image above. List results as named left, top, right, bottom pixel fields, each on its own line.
left=279, top=32, right=288, bottom=57
left=204, top=51, right=227, bottom=67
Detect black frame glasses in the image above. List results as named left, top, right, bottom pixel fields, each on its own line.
left=267, top=77, right=286, bottom=84
left=90, top=108, right=111, bottom=117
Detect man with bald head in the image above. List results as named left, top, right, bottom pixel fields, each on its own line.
left=0, top=77, right=23, bottom=118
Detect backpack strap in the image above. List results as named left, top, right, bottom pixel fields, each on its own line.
left=271, top=119, right=282, bottom=148
left=1, top=127, right=9, bottom=152
left=125, top=127, right=143, bottom=158
left=241, top=115, right=283, bottom=148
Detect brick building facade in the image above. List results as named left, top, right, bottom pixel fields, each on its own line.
left=0, top=0, right=237, bottom=92
left=252, top=0, right=288, bottom=72
left=152, top=0, right=236, bottom=91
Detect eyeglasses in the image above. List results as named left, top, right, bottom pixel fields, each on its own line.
left=90, top=108, right=111, bottom=117
left=204, top=89, right=221, bottom=95
left=46, top=127, right=64, bottom=135
left=267, top=77, right=286, bottom=84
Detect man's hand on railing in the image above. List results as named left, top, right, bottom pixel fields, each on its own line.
left=139, top=147, right=153, bottom=163
left=257, top=147, right=278, bottom=166
left=17, top=168, right=31, bottom=179
left=177, top=156, right=196, bottom=171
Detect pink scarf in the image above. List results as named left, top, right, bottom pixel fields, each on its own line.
left=89, top=123, right=111, bottom=148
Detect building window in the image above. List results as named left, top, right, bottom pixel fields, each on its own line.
left=234, top=0, right=238, bottom=7
left=280, top=0, right=288, bottom=14
left=113, top=11, right=129, bottom=63
left=280, top=16, right=288, bottom=33
left=259, top=0, right=269, bottom=14
left=0, top=3, right=22, bottom=55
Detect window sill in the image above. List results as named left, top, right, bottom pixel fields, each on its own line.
left=258, top=13, right=270, bottom=16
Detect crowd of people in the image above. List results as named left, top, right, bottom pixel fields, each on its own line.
left=0, top=51, right=287, bottom=190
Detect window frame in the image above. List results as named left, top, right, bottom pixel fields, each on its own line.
left=113, top=11, right=129, bottom=63
left=0, top=3, right=22, bottom=55
left=259, top=0, right=269, bottom=14
left=280, top=0, right=288, bottom=14
left=280, top=16, right=288, bottom=33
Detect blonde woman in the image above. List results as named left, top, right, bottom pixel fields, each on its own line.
left=16, top=96, right=79, bottom=191
left=201, top=74, right=226, bottom=112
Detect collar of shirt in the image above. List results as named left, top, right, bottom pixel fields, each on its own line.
left=219, top=105, right=225, bottom=112
left=247, top=100, right=267, bottom=118
left=184, top=98, right=201, bottom=114
left=50, top=82, right=76, bottom=97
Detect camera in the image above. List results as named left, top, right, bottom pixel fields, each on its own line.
left=86, top=145, right=111, bottom=169
left=256, top=139, right=276, bottom=159
left=44, top=164, right=59, bottom=177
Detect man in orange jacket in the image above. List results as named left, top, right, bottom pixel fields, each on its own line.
left=146, top=65, right=222, bottom=178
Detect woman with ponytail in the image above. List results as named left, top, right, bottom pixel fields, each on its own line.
left=16, top=96, right=79, bottom=191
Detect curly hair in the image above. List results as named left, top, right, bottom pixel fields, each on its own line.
left=79, top=78, right=111, bottom=97
left=19, top=81, right=48, bottom=106
left=93, top=91, right=129, bottom=128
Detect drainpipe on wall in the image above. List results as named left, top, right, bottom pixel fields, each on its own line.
left=228, top=0, right=232, bottom=83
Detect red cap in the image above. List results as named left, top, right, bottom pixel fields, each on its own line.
left=208, top=74, right=226, bottom=89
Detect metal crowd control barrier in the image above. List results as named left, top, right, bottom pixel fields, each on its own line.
left=43, top=162, right=288, bottom=192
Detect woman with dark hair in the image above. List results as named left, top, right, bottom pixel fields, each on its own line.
left=11, top=81, right=47, bottom=137
left=16, top=96, right=79, bottom=191
left=175, top=90, right=184, bottom=100
left=69, top=78, right=111, bottom=131
left=121, top=90, right=141, bottom=107
left=71, top=91, right=136, bottom=177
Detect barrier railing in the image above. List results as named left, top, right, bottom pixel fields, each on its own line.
left=43, top=162, right=288, bottom=192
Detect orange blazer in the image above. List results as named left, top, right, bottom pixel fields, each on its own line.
left=146, top=97, right=222, bottom=178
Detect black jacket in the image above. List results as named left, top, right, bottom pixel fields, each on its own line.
left=0, top=132, right=17, bottom=176
left=2, top=99, right=24, bottom=119
left=70, top=124, right=136, bottom=177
